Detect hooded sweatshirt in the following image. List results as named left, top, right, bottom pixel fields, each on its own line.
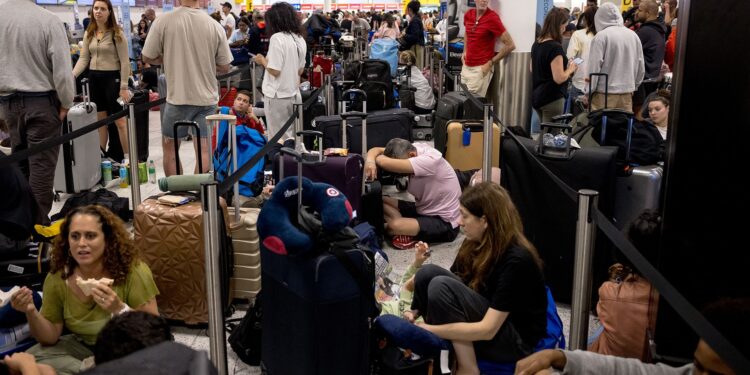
left=587, top=3, right=645, bottom=94
left=636, top=20, right=667, bottom=79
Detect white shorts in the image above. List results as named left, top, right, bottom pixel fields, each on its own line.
left=460, top=64, right=494, bottom=97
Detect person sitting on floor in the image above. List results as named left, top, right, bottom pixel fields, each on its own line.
left=365, top=138, right=461, bottom=249
left=228, top=90, right=264, bottom=135
left=399, top=50, right=436, bottom=115
left=516, top=297, right=750, bottom=375
left=8, top=205, right=159, bottom=375
left=404, top=182, right=548, bottom=374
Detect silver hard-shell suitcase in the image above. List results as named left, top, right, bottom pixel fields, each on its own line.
left=613, top=165, right=662, bottom=229
left=54, top=79, right=101, bottom=193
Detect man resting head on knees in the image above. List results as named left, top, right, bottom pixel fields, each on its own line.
left=365, top=138, right=461, bottom=249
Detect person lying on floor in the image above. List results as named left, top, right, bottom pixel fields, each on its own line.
left=403, top=182, right=548, bottom=375
left=365, top=138, right=461, bottom=249
left=515, top=297, right=750, bottom=375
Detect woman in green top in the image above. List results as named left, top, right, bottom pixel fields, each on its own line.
left=9, top=205, right=160, bottom=375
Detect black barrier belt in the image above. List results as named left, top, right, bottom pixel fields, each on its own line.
left=0, top=97, right=168, bottom=169
left=441, top=67, right=750, bottom=372
left=0, top=108, right=127, bottom=168
left=216, top=87, right=323, bottom=196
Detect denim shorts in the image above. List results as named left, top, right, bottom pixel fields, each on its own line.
left=161, top=103, right=217, bottom=139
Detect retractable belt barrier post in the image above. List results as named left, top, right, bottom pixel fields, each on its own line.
left=482, top=104, right=493, bottom=183
left=126, top=102, right=142, bottom=207
left=570, top=189, right=599, bottom=350
left=200, top=180, right=227, bottom=375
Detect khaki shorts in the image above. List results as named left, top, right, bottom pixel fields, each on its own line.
left=460, top=64, right=494, bottom=97
left=591, top=92, right=633, bottom=112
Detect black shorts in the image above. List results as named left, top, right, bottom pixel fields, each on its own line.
left=88, top=70, right=123, bottom=115
left=398, top=200, right=459, bottom=243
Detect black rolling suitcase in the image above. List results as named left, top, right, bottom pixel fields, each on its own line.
left=433, top=90, right=486, bottom=154
left=106, top=89, right=150, bottom=163
left=314, top=108, right=414, bottom=154
left=259, top=147, right=377, bottom=375
left=500, top=135, right=619, bottom=303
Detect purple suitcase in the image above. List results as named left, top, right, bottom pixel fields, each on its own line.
left=276, top=90, right=369, bottom=217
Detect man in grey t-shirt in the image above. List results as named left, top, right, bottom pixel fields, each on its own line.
left=143, top=0, right=232, bottom=176
left=0, top=0, right=75, bottom=224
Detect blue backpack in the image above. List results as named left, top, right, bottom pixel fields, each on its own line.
left=213, top=107, right=266, bottom=197
left=369, top=38, right=400, bottom=77
left=535, top=286, right=566, bottom=351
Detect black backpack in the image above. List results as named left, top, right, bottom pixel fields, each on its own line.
left=344, top=59, right=394, bottom=111
left=227, top=291, right=263, bottom=366
left=588, top=109, right=665, bottom=166
left=50, top=189, right=130, bottom=222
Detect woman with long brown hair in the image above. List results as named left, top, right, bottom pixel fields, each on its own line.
left=531, top=7, right=578, bottom=123
left=406, top=183, right=547, bottom=374
left=73, top=0, right=132, bottom=157
left=9, top=205, right=158, bottom=374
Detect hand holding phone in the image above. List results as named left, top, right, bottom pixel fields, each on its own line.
left=573, top=57, right=584, bottom=66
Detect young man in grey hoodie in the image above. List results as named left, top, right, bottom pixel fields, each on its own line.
left=586, top=2, right=645, bottom=112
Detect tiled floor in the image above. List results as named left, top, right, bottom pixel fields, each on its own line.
left=48, top=111, right=598, bottom=374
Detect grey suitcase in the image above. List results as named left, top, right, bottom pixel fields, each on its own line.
left=613, top=165, right=662, bottom=230
left=54, top=79, right=101, bottom=194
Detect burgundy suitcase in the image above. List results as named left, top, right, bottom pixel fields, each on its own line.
left=275, top=90, right=369, bottom=218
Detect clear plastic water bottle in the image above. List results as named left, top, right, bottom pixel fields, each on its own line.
left=117, top=89, right=134, bottom=106
left=148, top=160, right=157, bottom=184
left=119, top=159, right=129, bottom=188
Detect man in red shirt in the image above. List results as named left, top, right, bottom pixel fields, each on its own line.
left=461, top=0, right=515, bottom=97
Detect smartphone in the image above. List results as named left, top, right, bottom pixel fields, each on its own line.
left=573, top=57, right=584, bottom=65
left=248, top=52, right=257, bottom=59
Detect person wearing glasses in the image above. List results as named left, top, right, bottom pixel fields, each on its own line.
left=461, top=0, right=515, bottom=97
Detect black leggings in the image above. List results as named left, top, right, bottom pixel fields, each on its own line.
left=410, top=265, right=532, bottom=363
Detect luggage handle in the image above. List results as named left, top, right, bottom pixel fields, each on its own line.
left=588, top=73, right=609, bottom=111
left=279, top=147, right=304, bottom=216
left=80, top=78, right=93, bottom=113
left=173, top=121, right=202, bottom=175
left=340, top=89, right=367, bottom=150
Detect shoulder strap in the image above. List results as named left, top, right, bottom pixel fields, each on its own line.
left=330, top=246, right=380, bottom=318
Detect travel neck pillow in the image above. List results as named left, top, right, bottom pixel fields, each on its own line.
left=257, top=176, right=353, bottom=256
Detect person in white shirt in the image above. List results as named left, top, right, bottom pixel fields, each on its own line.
left=399, top=50, right=435, bottom=114
left=566, top=6, right=597, bottom=100
left=220, top=2, right=236, bottom=35
left=228, top=16, right=250, bottom=48
left=253, top=2, right=306, bottom=147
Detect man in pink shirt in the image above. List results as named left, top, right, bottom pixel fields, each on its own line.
left=365, top=138, right=462, bottom=249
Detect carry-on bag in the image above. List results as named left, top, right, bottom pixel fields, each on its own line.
left=276, top=91, right=369, bottom=215
left=343, top=59, right=394, bottom=111
left=433, top=90, right=486, bottom=153
left=501, top=135, right=618, bottom=303
left=311, top=53, right=334, bottom=88
left=133, top=122, right=233, bottom=324
left=259, top=147, right=376, bottom=375
left=54, top=79, right=101, bottom=194
left=314, top=108, right=414, bottom=155
left=105, top=89, right=150, bottom=163
left=445, top=119, right=500, bottom=171
left=370, top=38, right=400, bottom=77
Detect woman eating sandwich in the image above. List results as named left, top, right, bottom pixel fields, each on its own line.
left=9, top=205, right=159, bottom=374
